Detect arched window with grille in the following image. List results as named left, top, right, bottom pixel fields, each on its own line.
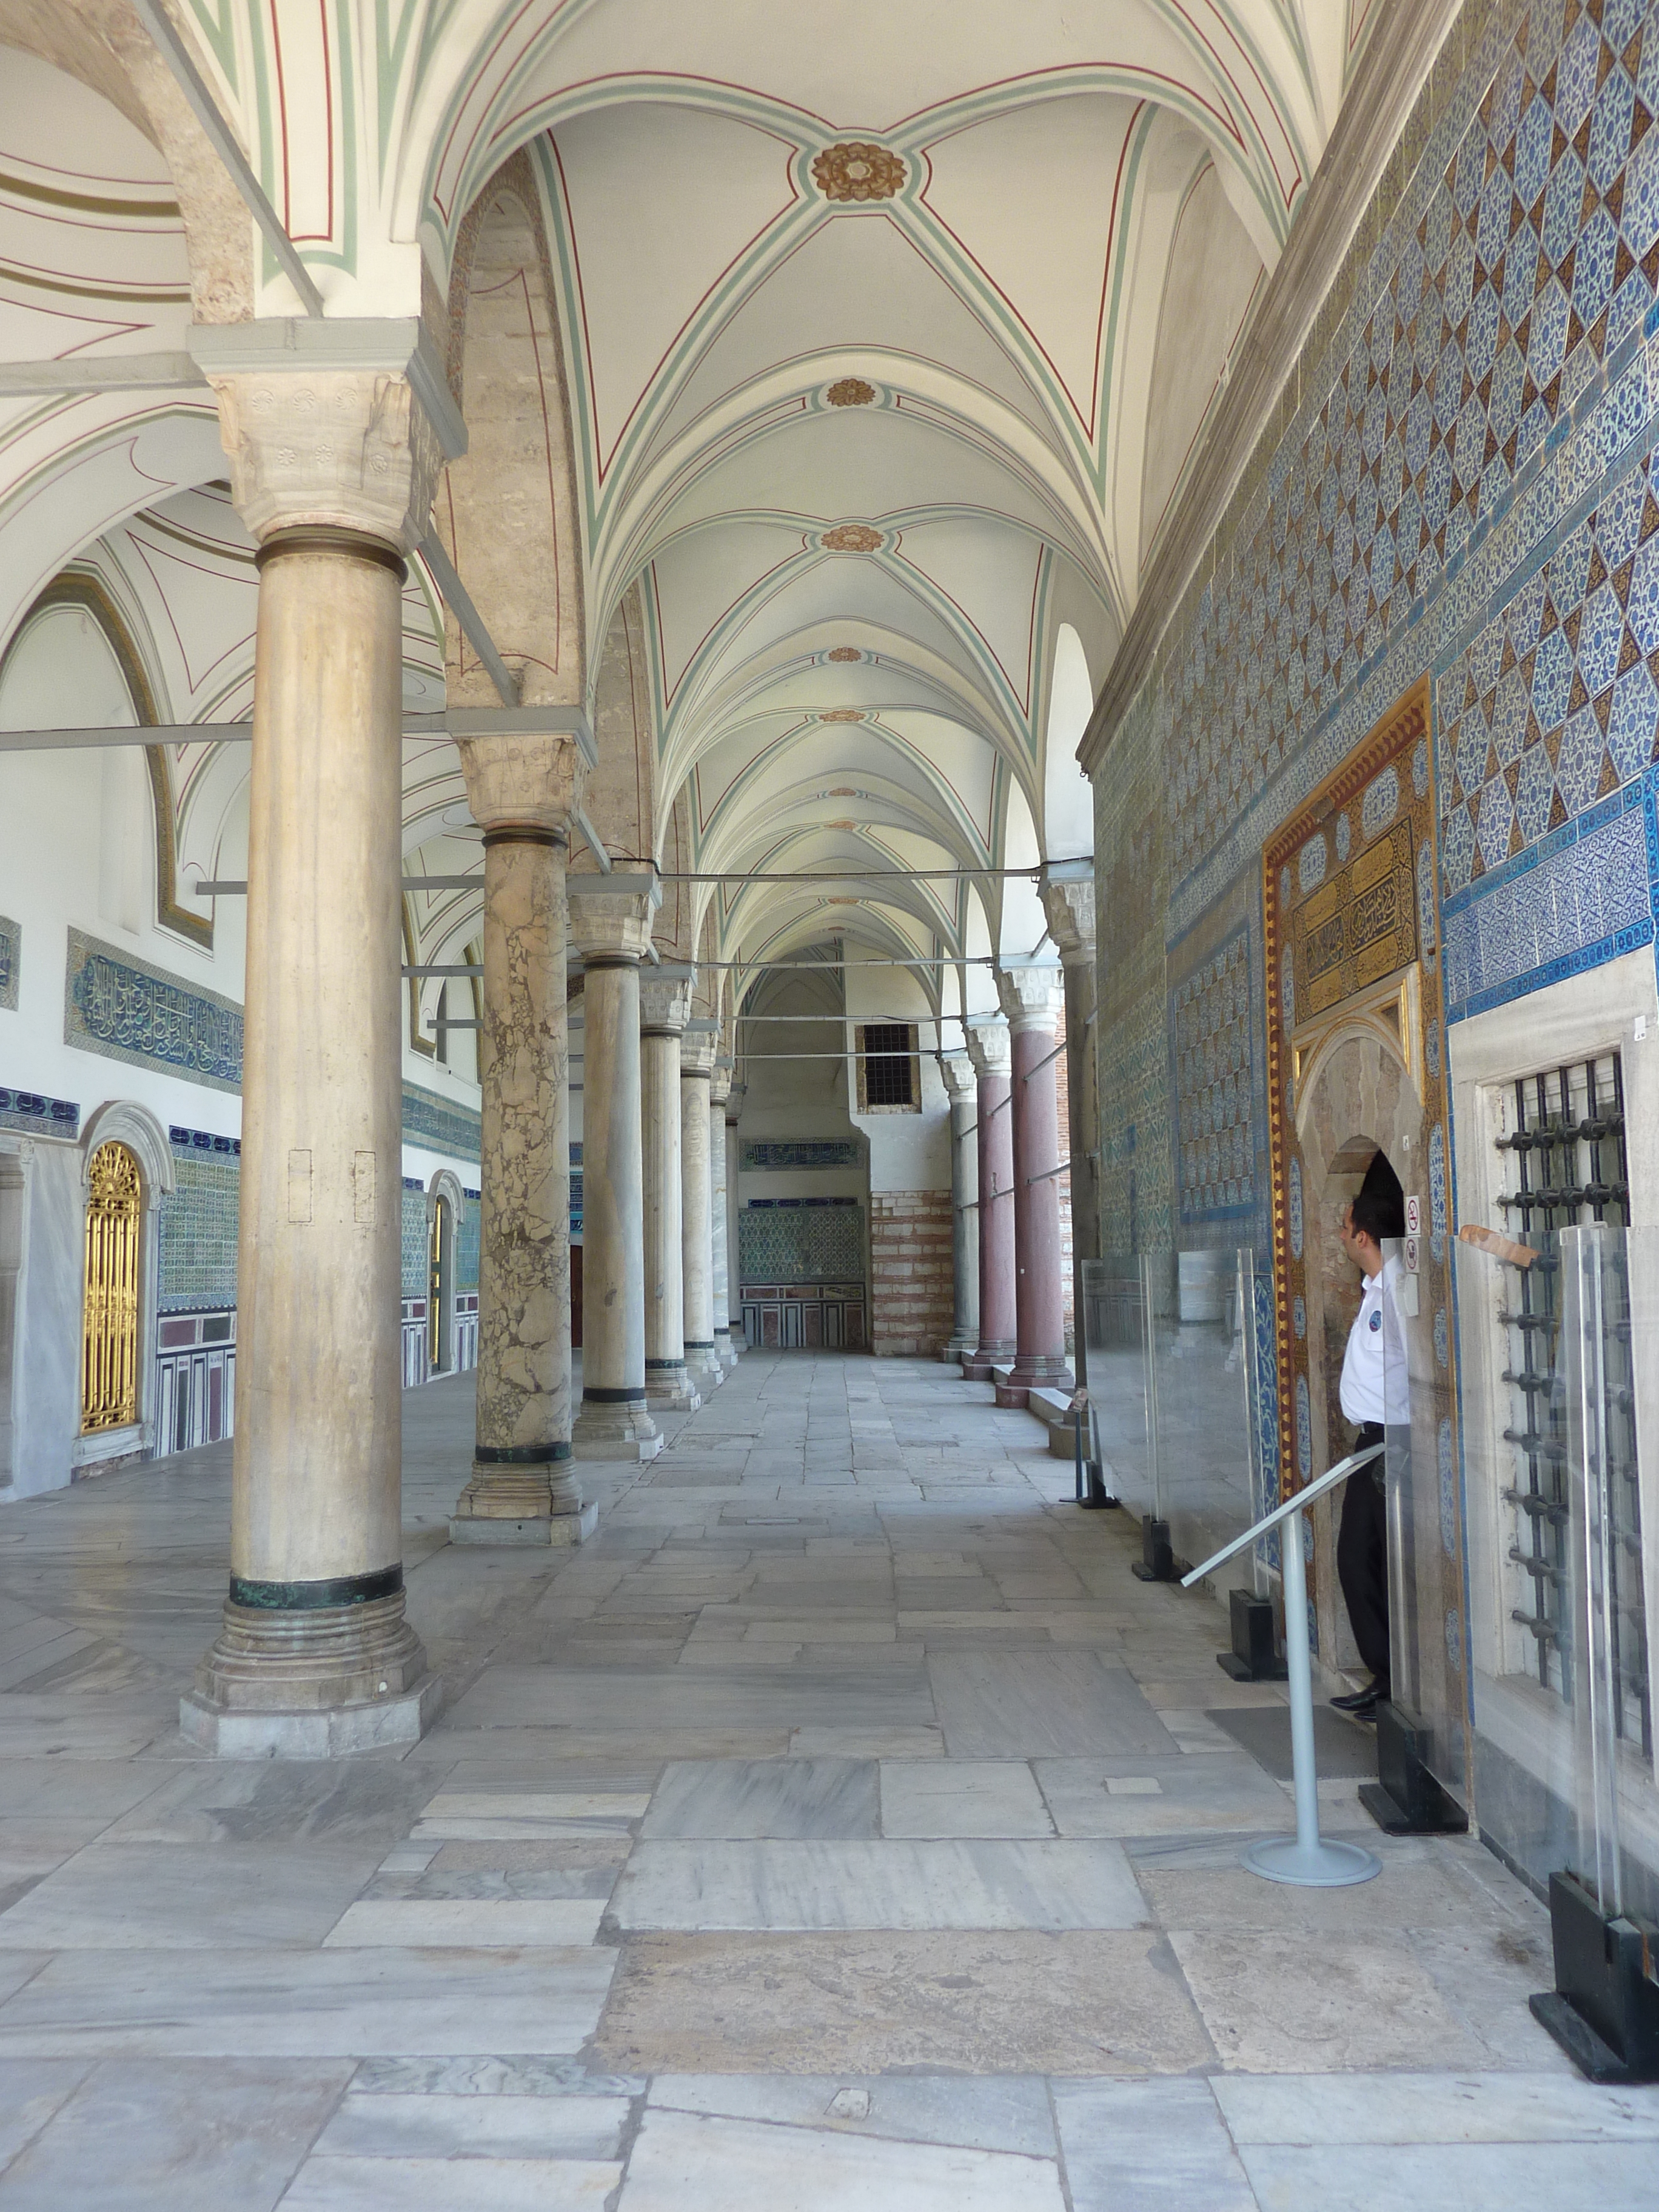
left=81, top=1139, right=142, bottom=1433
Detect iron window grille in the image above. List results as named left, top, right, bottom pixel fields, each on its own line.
left=857, top=1023, right=919, bottom=1111
left=1493, top=1053, right=1650, bottom=1757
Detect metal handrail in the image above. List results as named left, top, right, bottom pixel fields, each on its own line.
left=1180, top=1442, right=1382, bottom=1587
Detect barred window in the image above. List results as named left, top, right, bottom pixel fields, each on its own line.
left=857, top=1023, right=919, bottom=1111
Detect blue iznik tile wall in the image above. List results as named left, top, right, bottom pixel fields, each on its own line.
left=1093, top=0, right=1659, bottom=1652
left=158, top=1127, right=240, bottom=1314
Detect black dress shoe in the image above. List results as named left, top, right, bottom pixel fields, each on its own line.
left=1330, top=1684, right=1379, bottom=1713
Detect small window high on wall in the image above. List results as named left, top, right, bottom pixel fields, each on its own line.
left=857, top=1024, right=919, bottom=1112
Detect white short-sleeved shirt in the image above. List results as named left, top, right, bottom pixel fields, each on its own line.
left=1339, top=1256, right=1406, bottom=1424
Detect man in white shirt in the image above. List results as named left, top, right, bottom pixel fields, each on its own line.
left=1330, top=1160, right=1406, bottom=1721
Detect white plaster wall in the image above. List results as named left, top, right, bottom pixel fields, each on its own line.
left=0, top=1138, right=84, bottom=1498
left=844, top=964, right=950, bottom=1196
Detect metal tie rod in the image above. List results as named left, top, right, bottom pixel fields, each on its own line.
left=1181, top=1444, right=1386, bottom=1889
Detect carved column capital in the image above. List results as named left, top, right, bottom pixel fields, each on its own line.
left=724, top=1082, right=746, bottom=1125
left=1040, top=875, right=1096, bottom=967
left=568, top=873, right=662, bottom=964
left=996, top=965, right=1065, bottom=1038
left=638, top=969, right=695, bottom=1036
left=709, top=1065, right=733, bottom=1107
left=192, top=318, right=461, bottom=551
left=940, top=1054, right=977, bottom=1103
left=680, top=1024, right=718, bottom=1077
left=964, top=1016, right=1011, bottom=1080
left=460, top=736, right=586, bottom=840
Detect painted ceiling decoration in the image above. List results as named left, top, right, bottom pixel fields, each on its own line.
left=0, top=0, right=1379, bottom=1040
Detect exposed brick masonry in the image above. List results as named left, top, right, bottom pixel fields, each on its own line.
left=870, top=1191, right=955, bottom=1356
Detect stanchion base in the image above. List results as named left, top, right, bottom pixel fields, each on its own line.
left=1244, top=1835, right=1381, bottom=1888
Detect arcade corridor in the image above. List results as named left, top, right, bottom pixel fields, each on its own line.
left=0, top=1354, right=1641, bottom=2210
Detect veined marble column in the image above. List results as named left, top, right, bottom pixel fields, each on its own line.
left=998, top=966, right=1074, bottom=1406
left=680, top=1024, right=722, bottom=1392
left=569, top=876, right=663, bottom=1461
left=964, top=1018, right=1016, bottom=1383
left=709, top=1064, right=737, bottom=1367
left=640, top=970, right=698, bottom=1412
left=940, top=1054, right=979, bottom=1362
left=725, top=1082, right=746, bottom=1356
left=1042, top=868, right=1098, bottom=1392
left=181, top=340, right=457, bottom=1755
left=451, top=740, right=591, bottom=1546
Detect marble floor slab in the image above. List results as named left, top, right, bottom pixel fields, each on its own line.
left=1236, top=2139, right=1659, bottom=2212
left=1210, top=2069, right=1659, bottom=2143
left=281, top=2153, right=622, bottom=2208
left=1051, top=2077, right=1256, bottom=2212
left=618, top=2105, right=1066, bottom=2210
left=1034, top=1754, right=1293, bottom=1837
left=0, top=2057, right=350, bottom=2211
left=0, top=1843, right=379, bottom=1950
left=0, top=1946, right=617, bottom=2056
left=878, top=1760, right=1055, bottom=1838
left=312, top=2090, right=631, bottom=2158
left=642, top=1758, right=877, bottom=1840
left=321, top=1899, right=607, bottom=1946
left=608, top=1837, right=1147, bottom=1931
left=645, top=2073, right=1057, bottom=2157
left=928, top=1653, right=1178, bottom=1757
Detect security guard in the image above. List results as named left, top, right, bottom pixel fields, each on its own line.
left=1330, top=1156, right=1406, bottom=1721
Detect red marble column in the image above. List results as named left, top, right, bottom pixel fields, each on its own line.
left=963, top=1019, right=1016, bottom=1381
left=999, top=967, right=1073, bottom=1407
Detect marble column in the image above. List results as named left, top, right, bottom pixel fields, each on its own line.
left=640, top=970, right=699, bottom=1412
left=964, top=1017, right=1016, bottom=1383
left=997, top=965, right=1074, bottom=1405
left=1042, top=868, right=1098, bottom=1391
left=569, top=875, right=663, bottom=1461
left=450, top=740, right=591, bottom=1546
left=180, top=347, right=452, bottom=1755
left=940, top=1054, right=979, bottom=1362
left=725, top=1082, right=746, bottom=1356
left=709, top=1064, right=737, bottom=1367
left=680, top=1024, right=722, bottom=1392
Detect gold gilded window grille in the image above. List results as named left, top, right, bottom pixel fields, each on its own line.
left=81, top=1140, right=142, bottom=1433
left=428, top=1198, right=446, bottom=1373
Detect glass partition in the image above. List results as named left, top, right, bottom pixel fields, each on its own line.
left=1148, top=1248, right=1263, bottom=1594
left=1560, top=1223, right=1655, bottom=1916
left=1381, top=1236, right=1468, bottom=1808
left=1080, top=1255, right=1156, bottom=1518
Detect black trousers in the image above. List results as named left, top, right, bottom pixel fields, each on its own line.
left=1337, top=1419, right=1389, bottom=1687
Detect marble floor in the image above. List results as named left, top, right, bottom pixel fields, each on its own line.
left=0, top=1350, right=1654, bottom=2208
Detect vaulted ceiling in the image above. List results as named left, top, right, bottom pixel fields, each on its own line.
left=0, top=0, right=1378, bottom=1037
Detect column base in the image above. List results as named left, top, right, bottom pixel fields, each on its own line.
left=450, top=1501, right=598, bottom=1547
left=572, top=1395, right=664, bottom=1461
left=1008, top=1353, right=1074, bottom=1391
left=451, top=1455, right=582, bottom=1533
left=963, top=1343, right=1013, bottom=1381
left=685, top=1344, right=725, bottom=1389
left=725, top=1326, right=745, bottom=1360
left=646, top=1363, right=701, bottom=1412
left=943, top=1331, right=977, bottom=1362
left=183, top=1587, right=438, bottom=1760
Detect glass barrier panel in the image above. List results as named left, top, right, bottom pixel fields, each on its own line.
left=1381, top=1236, right=1468, bottom=1805
left=1151, top=1248, right=1262, bottom=1594
left=1560, top=1223, right=1655, bottom=1918
left=1081, top=1255, right=1155, bottom=1518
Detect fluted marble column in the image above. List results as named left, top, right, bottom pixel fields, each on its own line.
left=725, top=1082, right=746, bottom=1356
left=680, top=1024, right=722, bottom=1391
left=181, top=337, right=457, bottom=1755
left=569, top=876, right=662, bottom=1461
left=709, top=1064, right=736, bottom=1367
left=998, top=965, right=1073, bottom=1404
left=451, top=740, right=589, bottom=1546
left=1042, top=868, right=1098, bottom=1391
left=964, top=1017, right=1016, bottom=1383
left=940, top=1054, right=979, bottom=1362
left=640, top=969, right=698, bottom=1412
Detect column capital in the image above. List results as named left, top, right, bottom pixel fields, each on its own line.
left=191, top=318, right=463, bottom=551
left=996, top=965, right=1065, bottom=1037
left=461, top=736, right=585, bottom=840
left=940, top=1054, right=977, bottom=1103
left=1040, top=873, right=1096, bottom=967
left=709, top=1065, right=733, bottom=1107
left=568, top=873, right=661, bottom=963
left=680, top=1025, right=718, bottom=1077
left=724, top=1082, right=746, bottom=1124
left=639, top=970, right=695, bottom=1036
left=964, top=1016, right=1011, bottom=1079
